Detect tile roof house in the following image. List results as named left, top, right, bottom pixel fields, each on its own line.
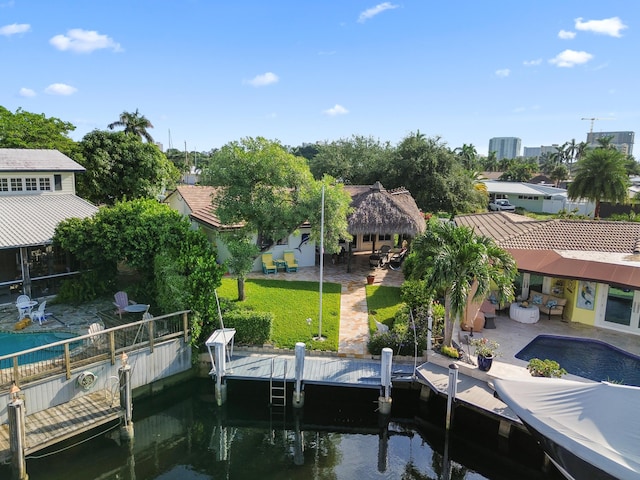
left=0, top=149, right=98, bottom=304
left=165, top=182, right=425, bottom=273
left=456, top=212, right=640, bottom=335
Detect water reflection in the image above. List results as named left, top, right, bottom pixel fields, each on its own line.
left=2, top=380, right=558, bottom=480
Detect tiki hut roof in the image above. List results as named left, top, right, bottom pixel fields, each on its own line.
left=344, top=181, right=426, bottom=235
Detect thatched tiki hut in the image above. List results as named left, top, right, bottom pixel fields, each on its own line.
left=345, top=181, right=426, bottom=265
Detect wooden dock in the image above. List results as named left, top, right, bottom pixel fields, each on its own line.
left=218, top=352, right=416, bottom=388
left=415, top=361, right=523, bottom=427
left=0, top=389, right=122, bottom=463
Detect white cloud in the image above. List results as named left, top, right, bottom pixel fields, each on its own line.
left=575, top=17, right=627, bottom=37
left=523, top=58, right=542, bottom=66
left=558, top=30, right=576, bottom=40
left=19, top=87, right=35, bottom=97
left=323, top=104, right=349, bottom=116
left=44, top=83, right=77, bottom=95
left=495, top=68, right=510, bottom=78
left=358, top=2, right=398, bottom=23
left=0, top=23, right=30, bottom=36
left=49, top=29, right=121, bottom=53
left=245, top=72, right=279, bottom=87
left=549, top=49, right=593, bottom=68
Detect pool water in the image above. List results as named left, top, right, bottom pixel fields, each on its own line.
left=0, top=332, right=79, bottom=368
left=516, top=335, right=640, bottom=386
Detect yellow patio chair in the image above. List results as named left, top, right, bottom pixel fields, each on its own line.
left=262, top=253, right=277, bottom=274
left=283, top=251, right=298, bottom=272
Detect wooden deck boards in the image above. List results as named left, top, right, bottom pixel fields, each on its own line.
left=415, top=362, right=521, bottom=424
left=0, top=389, right=122, bottom=463
left=218, top=353, right=416, bottom=388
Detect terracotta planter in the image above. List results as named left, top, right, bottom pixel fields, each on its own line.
left=477, top=354, right=494, bottom=372
left=366, top=275, right=375, bottom=285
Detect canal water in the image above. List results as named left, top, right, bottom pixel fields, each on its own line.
left=1, top=379, right=564, bottom=479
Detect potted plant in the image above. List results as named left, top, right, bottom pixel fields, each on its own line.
left=366, top=274, right=375, bottom=285
left=470, top=337, right=500, bottom=372
left=527, top=358, right=567, bottom=378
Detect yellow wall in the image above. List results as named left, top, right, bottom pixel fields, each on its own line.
left=562, top=279, right=597, bottom=325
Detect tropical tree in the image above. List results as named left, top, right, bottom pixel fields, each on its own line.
left=568, top=148, right=630, bottom=218
left=498, top=161, right=536, bottom=182
left=480, top=151, right=498, bottom=172
left=549, top=164, right=569, bottom=187
left=595, top=135, right=616, bottom=150
left=76, top=130, right=179, bottom=205
left=108, top=109, right=155, bottom=143
left=223, top=232, right=260, bottom=301
left=454, top=143, right=478, bottom=170
left=403, top=222, right=516, bottom=348
left=0, top=106, right=77, bottom=156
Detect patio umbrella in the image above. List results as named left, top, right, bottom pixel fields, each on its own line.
left=346, top=181, right=426, bottom=253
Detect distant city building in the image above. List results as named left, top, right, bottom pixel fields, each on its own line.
left=523, top=144, right=560, bottom=161
left=488, top=137, right=521, bottom=160
left=586, top=131, right=634, bottom=156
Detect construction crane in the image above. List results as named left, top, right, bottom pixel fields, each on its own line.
left=581, top=117, right=615, bottom=135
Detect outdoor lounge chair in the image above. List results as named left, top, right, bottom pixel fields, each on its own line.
left=283, top=251, right=298, bottom=272
left=388, top=248, right=407, bottom=271
left=113, top=291, right=136, bottom=319
left=30, top=300, right=47, bottom=325
left=262, top=253, right=277, bottom=274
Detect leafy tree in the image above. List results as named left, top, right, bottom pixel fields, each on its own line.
left=0, top=106, right=77, bottom=156
left=223, top=232, right=260, bottom=301
left=453, top=143, right=478, bottom=170
left=108, top=109, right=155, bottom=143
left=289, top=142, right=320, bottom=162
left=389, top=132, right=482, bottom=214
left=309, top=135, right=393, bottom=185
left=549, top=164, right=569, bottom=187
left=498, top=161, right=536, bottom=182
left=480, top=151, right=498, bottom=172
left=76, top=130, right=179, bottom=205
left=404, top=222, right=516, bottom=348
left=595, top=135, right=616, bottom=150
left=202, top=137, right=352, bottom=298
left=568, top=148, right=630, bottom=218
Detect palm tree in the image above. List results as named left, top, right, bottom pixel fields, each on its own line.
left=108, top=109, right=155, bottom=143
left=595, top=135, right=616, bottom=150
left=404, top=222, right=516, bottom=348
left=454, top=143, right=478, bottom=170
left=568, top=148, right=630, bottom=218
left=481, top=151, right=498, bottom=172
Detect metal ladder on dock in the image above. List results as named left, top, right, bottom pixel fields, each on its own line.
left=269, top=357, right=287, bottom=443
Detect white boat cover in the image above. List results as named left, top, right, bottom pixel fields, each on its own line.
left=493, top=378, right=640, bottom=480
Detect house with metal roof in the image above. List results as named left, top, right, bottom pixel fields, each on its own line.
left=0, top=149, right=98, bottom=304
left=483, top=180, right=594, bottom=216
left=456, top=211, right=640, bottom=336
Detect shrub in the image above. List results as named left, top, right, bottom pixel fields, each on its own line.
left=441, top=345, right=459, bottom=359
left=367, top=330, right=427, bottom=356
left=55, top=271, right=114, bottom=304
left=222, top=310, right=272, bottom=345
left=527, top=358, right=567, bottom=378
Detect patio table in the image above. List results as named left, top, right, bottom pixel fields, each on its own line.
left=509, top=303, right=539, bottom=324
left=124, top=304, right=150, bottom=313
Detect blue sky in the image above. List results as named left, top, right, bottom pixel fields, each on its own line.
left=1, top=1, right=638, bottom=155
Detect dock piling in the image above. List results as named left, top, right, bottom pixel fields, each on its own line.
left=445, top=363, right=459, bottom=431
left=8, top=385, right=27, bottom=480
left=293, top=342, right=305, bottom=408
left=119, top=360, right=134, bottom=441
left=378, top=348, right=393, bottom=415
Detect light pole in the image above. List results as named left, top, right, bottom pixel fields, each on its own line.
left=315, top=184, right=326, bottom=341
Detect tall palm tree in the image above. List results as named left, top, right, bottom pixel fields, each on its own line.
left=595, top=135, right=616, bottom=150
left=454, top=143, right=478, bottom=170
left=568, top=148, right=630, bottom=218
left=108, top=109, right=155, bottom=143
left=404, top=222, right=516, bottom=348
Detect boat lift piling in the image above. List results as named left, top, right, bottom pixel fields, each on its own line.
left=205, top=328, right=236, bottom=407
left=378, top=347, right=393, bottom=415
left=119, top=354, right=134, bottom=441
left=292, top=342, right=305, bottom=408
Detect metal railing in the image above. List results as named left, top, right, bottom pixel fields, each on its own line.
left=0, top=310, right=191, bottom=391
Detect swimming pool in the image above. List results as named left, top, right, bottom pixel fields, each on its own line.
left=0, top=332, right=80, bottom=368
left=515, top=335, right=640, bottom=386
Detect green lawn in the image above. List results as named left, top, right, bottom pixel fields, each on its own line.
left=217, top=278, right=341, bottom=351
left=365, top=285, right=403, bottom=332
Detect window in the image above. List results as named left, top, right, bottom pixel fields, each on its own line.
left=25, top=177, right=38, bottom=191
left=54, top=174, right=62, bottom=191
left=378, top=234, right=392, bottom=242
left=0, top=178, right=7, bottom=192
left=10, top=178, right=23, bottom=191
left=39, top=177, right=51, bottom=191
left=363, top=234, right=373, bottom=242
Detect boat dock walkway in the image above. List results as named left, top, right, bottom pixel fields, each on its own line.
left=0, top=389, right=122, bottom=464
left=218, top=352, right=416, bottom=388
left=416, top=359, right=524, bottom=429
